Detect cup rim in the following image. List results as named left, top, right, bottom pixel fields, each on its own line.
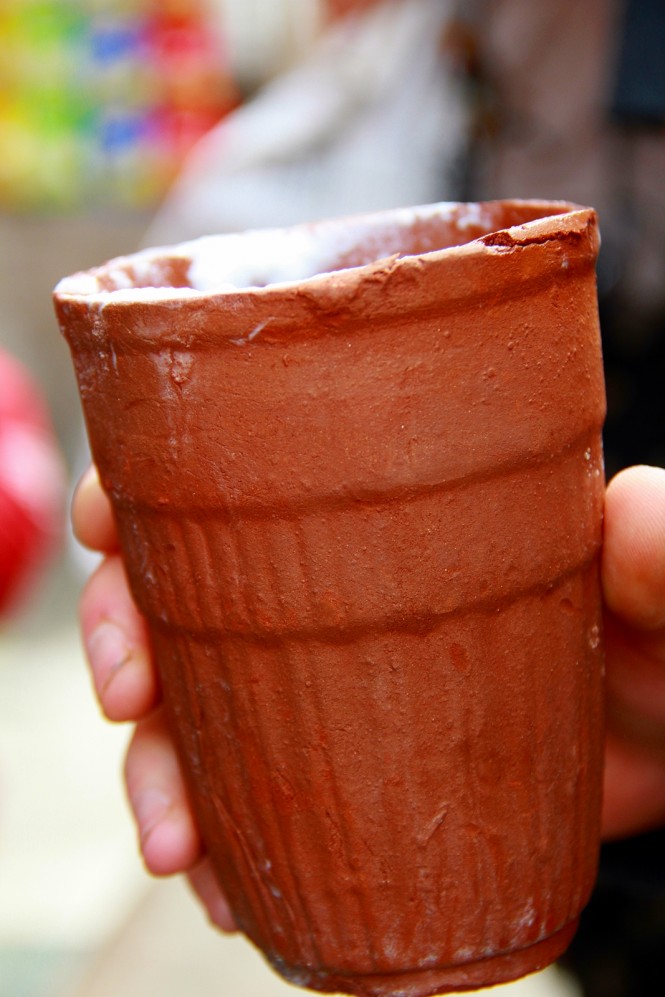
left=53, top=199, right=597, bottom=310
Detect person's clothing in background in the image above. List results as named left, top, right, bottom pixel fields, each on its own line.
left=0, top=349, right=65, bottom=620
left=462, top=0, right=665, bottom=477
left=144, top=0, right=469, bottom=242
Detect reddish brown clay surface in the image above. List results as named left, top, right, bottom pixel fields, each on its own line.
left=54, top=201, right=606, bottom=996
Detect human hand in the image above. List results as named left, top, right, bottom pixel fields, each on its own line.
left=598, top=464, right=665, bottom=838
left=72, top=466, right=236, bottom=931
left=71, top=462, right=665, bottom=926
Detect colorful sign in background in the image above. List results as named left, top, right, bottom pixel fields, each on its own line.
left=0, top=0, right=237, bottom=211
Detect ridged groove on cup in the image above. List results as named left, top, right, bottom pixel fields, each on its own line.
left=61, top=253, right=604, bottom=518
left=149, top=554, right=603, bottom=984
left=115, top=430, right=603, bottom=639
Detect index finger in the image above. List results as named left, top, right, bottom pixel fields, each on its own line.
left=72, top=465, right=119, bottom=553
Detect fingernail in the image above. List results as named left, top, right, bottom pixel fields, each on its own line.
left=132, top=787, right=173, bottom=848
left=210, top=896, right=237, bottom=933
left=86, top=620, right=132, bottom=697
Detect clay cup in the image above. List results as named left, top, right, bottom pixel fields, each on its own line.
left=54, top=200, right=606, bottom=996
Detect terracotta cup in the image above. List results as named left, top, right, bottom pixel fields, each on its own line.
left=54, top=201, right=606, bottom=997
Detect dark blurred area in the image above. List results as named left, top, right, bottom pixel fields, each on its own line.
left=459, top=0, right=665, bottom=481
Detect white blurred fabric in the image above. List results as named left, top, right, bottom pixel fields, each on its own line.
left=146, top=0, right=467, bottom=245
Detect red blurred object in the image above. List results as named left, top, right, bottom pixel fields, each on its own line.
left=325, top=0, right=385, bottom=20
left=0, top=350, right=66, bottom=619
left=141, top=1, right=239, bottom=195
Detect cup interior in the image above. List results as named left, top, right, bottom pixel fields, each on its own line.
left=61, top=200, right=578, bottom=298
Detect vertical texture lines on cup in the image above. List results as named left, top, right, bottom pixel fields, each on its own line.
left=151, top=623, right=361, bottom=971
left=149, top=547, right=603, bottom=980
left=150, top=624, right=319, bottom=964
left=116, top=431, right=604, bottom=641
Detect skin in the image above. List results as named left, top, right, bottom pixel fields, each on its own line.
left=72, top=463, right=665, bottom=931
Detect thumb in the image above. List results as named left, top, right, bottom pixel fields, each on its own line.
left=602, top=465, right=665, bottom=631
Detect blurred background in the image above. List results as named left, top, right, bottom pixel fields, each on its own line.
left=1, top=1, right=664, bottom=995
